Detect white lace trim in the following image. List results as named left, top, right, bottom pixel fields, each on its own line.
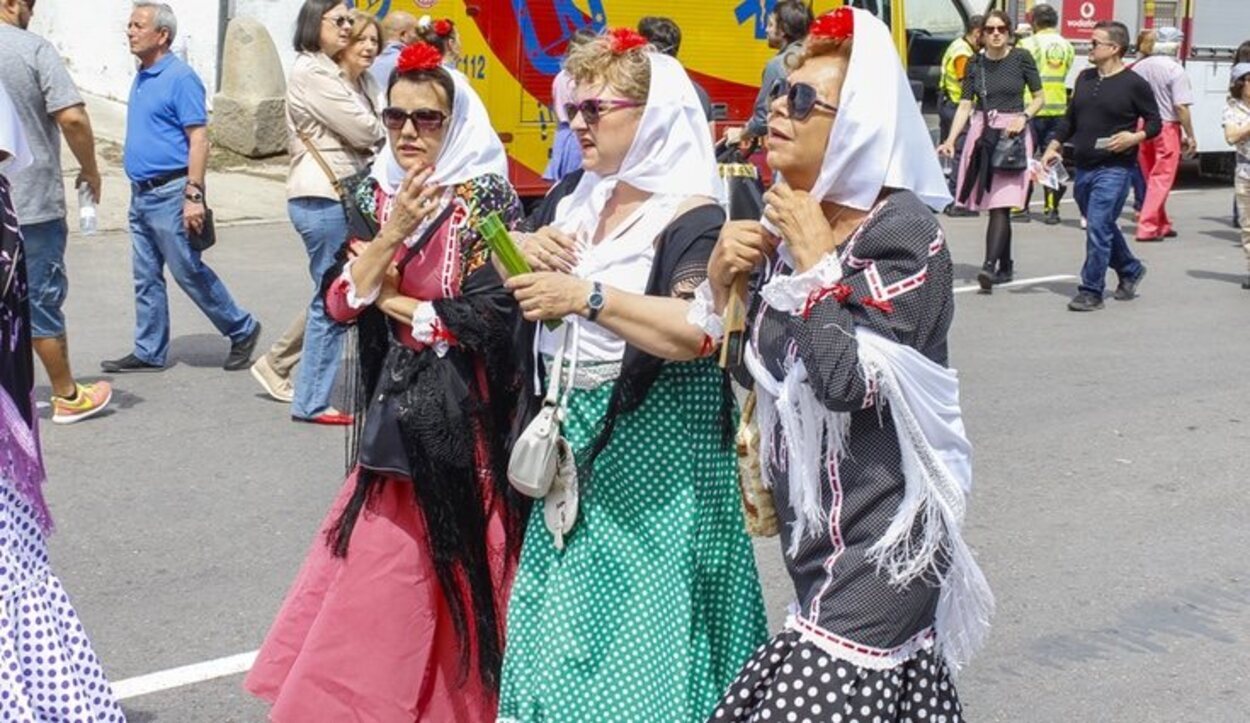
left=410, top=303, right=449, bottom=358
left=786, top=613, right=935, bottom=671
left=685, top=280, right=725, bottom=341
left=341, top=258, right=380, bottom=310
left=760, top=251, right=844, bottom=314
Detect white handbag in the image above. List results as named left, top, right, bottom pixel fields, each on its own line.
left=507, top=324, right=579, bottom=500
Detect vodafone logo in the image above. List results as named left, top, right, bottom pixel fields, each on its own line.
left=1080, top=2, right=1097, bottom=20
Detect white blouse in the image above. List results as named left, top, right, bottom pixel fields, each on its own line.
left=538, top=193, right=684, bottom=363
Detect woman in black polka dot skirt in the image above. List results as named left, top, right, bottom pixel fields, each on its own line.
left=0, top=87, right=125, bottom=722
left=693, top=9, right=992, bottom=722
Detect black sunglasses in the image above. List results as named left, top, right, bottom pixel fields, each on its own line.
left=563, top=98, right=644, bottom=125
left=984, top=24, right=1010, bottom=35
left=769, top=79, right=838, bottom=122
left=381, top=107, right=448, bottom=134
left=324, top=15, right=353, bottom=30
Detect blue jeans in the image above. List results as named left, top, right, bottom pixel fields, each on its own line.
left=21, top=218, right=68, bottom=338
left=288, top=198, right=347, bottom=419
left=1074, top=166, right=1144, bottom=297
left=129, top=177, right=256, bottom=365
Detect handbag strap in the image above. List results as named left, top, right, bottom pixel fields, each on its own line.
left=543, top=322, right=581, bottom=415
left=297, top=131, right=347, bottom=200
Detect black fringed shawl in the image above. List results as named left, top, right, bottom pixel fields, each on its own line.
left=319, top=172, right=528, bottom=693
left=515, top=177, right=736, bottom=469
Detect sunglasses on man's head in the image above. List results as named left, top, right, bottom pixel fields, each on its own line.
left=381, top=107, right=448, bottom=133
left=564, top=99, right=644, bottom=125
left=768, top=79, right=838, bottom=122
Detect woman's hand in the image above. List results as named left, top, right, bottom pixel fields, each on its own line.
left=709, top=221, right=778, bottom=290
left=506, top=272, right=592, bottom=322
left=1005, top=115, right=1028, bottom=137
left=519, top=226, right=581, bottom=273
left=936, top=140, right=956, bottom=158
left=763, top=183, right=838, bottom=274
left=379, top=163, right=441, bottom=245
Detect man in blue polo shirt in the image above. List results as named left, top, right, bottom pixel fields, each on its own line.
left=101, top=1, right=260, bottom=373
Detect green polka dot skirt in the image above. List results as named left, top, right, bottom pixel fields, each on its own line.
left=498, top=359, right=769, bottom=722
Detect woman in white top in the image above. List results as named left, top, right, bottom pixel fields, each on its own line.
left=249, top=0, right=383, bottom=424
left=495, top=29, right=767, bottom=722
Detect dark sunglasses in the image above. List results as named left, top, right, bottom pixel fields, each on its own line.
left=768, top=79, right=838, bottom=122
left=984, top=25, right=1010, bottom=35
left=381, top=107, right=448, bottom=133
left=564, top=98, right=644, bottom=125
left=324, top=15, right=353, bottom=30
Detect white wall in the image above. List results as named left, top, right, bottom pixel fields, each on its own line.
left=29, top=0, right=223, bottom=103
left=234, top=0, right=304, bottom=83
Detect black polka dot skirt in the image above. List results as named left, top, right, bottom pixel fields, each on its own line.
left=709, top=629, right=963, bottom=723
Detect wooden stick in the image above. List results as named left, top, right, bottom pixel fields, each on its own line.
left=719, top=274, right=749, bottom=369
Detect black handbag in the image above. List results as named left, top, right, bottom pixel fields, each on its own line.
left=298, top=132, right=379, bottom=240
left=976, top=55, right=1029, bottom=172
left=188, top=207, right=216, bottom=252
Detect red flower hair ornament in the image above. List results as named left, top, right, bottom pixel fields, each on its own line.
left=810, top=7, right=855, bottom=41
left=397, top=42, right=444, bottom=74
left=432, top=19, right=454, bottom=37
left=607, top=27, right=649, bottom=55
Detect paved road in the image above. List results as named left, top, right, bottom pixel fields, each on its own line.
left=34, top=178, right=1249, bottom=722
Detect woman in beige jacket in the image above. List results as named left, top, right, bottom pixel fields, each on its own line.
left=251, top=0, right=383, bottom=423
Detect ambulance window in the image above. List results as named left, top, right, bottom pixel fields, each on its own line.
left=906, top=0, right=966, bottom=35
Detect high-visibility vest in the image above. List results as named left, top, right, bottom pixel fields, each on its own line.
left=940, top=37, right=976, bottom=104
left=1021, top=29, right=1075, bottom=117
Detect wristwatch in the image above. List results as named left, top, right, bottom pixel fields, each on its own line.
left=184, top=190, right=204, bottom=203
left=585, top=281, right=605, bottom=322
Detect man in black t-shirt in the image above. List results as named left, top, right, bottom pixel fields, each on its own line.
left=1043, top=21, right=1161, bottom=312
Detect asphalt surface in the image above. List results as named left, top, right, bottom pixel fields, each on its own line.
left=34, top=175, right=1248, bottom=722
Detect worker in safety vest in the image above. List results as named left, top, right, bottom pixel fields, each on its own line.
left=1019, top=3, right=1074, bottom=224
left=938, top=14, right=984, bottom=216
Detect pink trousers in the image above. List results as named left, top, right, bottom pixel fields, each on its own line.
left=1137, top=121, right=1181, bottom=239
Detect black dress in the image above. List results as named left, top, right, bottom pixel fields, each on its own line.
left=711, top=191, right=966, bottom=722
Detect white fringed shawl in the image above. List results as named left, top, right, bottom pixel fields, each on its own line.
left=745, top=327, right=993, bottom=672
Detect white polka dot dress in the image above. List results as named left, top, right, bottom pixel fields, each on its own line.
left=0, top=484, right=124, bottom=722
left=498, top=360, right=769, bottom=722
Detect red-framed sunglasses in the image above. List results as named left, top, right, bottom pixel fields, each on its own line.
left=381, top=107, right=448, bottom=134
left=564, top=98, right=644, bottom=125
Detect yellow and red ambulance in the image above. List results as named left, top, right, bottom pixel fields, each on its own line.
left=357, top=1, right=979, bottom=197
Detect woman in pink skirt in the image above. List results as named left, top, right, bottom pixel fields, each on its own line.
left=244, top=43, right=528, bottom=722
left=939, top=10, right=1044, bottom=293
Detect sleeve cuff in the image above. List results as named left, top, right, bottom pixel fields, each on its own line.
left=341, top=258, right=380, bottom=310
left=410, top=303, right=451, bottom=357
left=686, top=280, right=725, bottom=342
left=760, top=251, right=844, bottom=315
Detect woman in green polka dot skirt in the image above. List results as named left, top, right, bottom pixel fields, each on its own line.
left=496, top=30, right=768, bottom=722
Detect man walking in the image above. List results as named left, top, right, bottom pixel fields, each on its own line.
left=937, top=14, right=983, bottom=216
left=1131, top=27, right=1196, bottom=242
left=735, top=0, right=813, bottom=143
left=370, top=11, right=417, bottom=88
left=102, top=2, right=260, bottom=373
left=1042, top=21, right=1160, bottom=312
left=0, top=0, right=112, bottom=423
left=1019, top=3, right=1073, bottom=224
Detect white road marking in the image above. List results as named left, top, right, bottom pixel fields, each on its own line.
left=954, top=274, right=1077, bottom=294
left=112, top=650, right=258, bottom=701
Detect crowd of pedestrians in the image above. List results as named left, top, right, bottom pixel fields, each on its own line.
left=1, top=0, right=1249, bottom=721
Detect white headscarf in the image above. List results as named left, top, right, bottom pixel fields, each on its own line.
left=371, top=66, right=508, bottom=193
left=0, top=82, right=32, bottom=174
left=764, top=7, right=950, bottom=234
left=554, top=53, right=720, bottom=235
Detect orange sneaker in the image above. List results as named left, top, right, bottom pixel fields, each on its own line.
left=51, top=382, right=113, bottom=425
